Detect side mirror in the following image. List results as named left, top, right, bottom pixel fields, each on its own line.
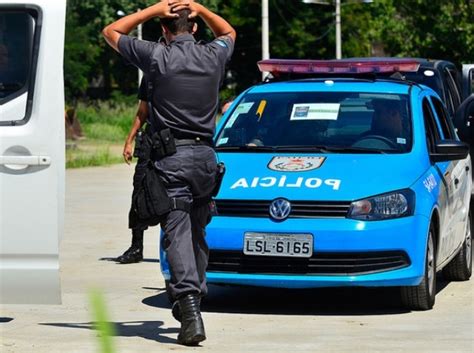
left=454, top=94, right=474, bottom=143
left=430, top=140, right=470, bottom=162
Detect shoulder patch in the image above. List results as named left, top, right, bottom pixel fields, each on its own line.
left=215, top=40, right=228, bottom=48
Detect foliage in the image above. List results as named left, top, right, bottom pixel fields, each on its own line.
left=64, top=0, right=474, bottom=102
left=64, top=10, right=99, bottom=101
left=76, top=100, right=136, bottom=141
left=66, top=145, right=123, bottom=169
left=369, top=0, right=474, bottom=66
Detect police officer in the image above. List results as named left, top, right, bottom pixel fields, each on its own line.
left=103, top=0, right=235, bottom=346
left=116, top=78, right=150, bottom=264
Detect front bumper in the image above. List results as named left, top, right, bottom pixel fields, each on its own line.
left=160, top=214, right=430, bottom=288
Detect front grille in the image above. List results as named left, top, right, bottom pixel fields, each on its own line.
left=215, top=200, right=351, bottom=218
left=207, top=250, right=410, bottom=276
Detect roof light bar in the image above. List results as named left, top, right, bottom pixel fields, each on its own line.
left=258, top=59, right=421, bottom=75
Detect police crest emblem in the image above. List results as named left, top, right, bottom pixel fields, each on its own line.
left=267, top=156, right=326, bottom=172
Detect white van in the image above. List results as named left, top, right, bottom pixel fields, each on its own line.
left=0, top=0, right=66, bottom=304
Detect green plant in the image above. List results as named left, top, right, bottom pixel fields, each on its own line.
left=89, top=289, right=117, bottom=353
left=76, top=101, right=136, bottom=142
left=66, top=146, right=122, bottom=169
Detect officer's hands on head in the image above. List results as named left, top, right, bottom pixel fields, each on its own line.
left=167, top=0, right=199, bottom=19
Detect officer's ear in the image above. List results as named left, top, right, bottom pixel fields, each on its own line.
left=191, top=23, right=198, bottom=34
left=161, top=25, right=169, bottom=36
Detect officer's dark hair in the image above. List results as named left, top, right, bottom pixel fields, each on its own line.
left=161, top=9, right=196, bottom=35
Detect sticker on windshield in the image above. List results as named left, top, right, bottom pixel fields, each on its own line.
left=226, top=102, right=255, bottom=127
left=256, top=100, right=267, bottom=120
left=290, top=103, right=340, bottom=121
left=397, top=137, right=407, bottom=144
left=217, top=137, right=229, bottom=146
left=268, top=156, right=326, bottom=172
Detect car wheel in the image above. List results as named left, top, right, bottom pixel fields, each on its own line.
left=401, top=224, right=436, bottom=310
left=442, top=212, right=472, bottom=281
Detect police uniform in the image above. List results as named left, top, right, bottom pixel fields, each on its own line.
left=116, top=78, right=150, bottom=264
left=118, top=33, right=234, bottom=301
left=128, top=78, right=150, bottom=231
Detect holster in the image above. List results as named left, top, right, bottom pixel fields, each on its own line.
left=133, top=130, right=151, bottom=160
left=132, top=131, right=190, bottom=226
left=212, top=162, right=226, bottom=197
left=149, top=128, right=177, bottom=160
left=132, top=161, right=172, bottom=227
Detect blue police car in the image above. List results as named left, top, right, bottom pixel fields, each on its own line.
left=161, top=59, right=473, bottom=310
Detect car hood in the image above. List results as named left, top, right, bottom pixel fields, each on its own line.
left=216, top=152, right=425, bottom=201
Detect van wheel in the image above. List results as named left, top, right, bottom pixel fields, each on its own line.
left=401, top=224, right=436, bottom=310
left=443, top=212, right=472, bottom=281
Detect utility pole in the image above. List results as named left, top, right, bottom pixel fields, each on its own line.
left=262, top=0, right=270, bottom=79
left=335, top=0, right=341, bottom=59
left=137, top=9, right=143, bottom=86
left=117, top=9, right=143, bottom=86
left=302, top=0, right=373, bottom=60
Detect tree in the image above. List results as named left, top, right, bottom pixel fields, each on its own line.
left=368, top=0, right=474, bottom=66
left=63, top=0, right=474, bottom=102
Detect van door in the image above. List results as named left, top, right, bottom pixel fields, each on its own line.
left=462, top=64, right=474, bottom=100
left=0, top=0, right=66, bottom=304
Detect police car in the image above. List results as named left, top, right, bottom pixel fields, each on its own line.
left=161, top=59, right=473, bottom=310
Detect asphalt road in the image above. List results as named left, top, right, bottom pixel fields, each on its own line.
left=1, top=164, right=473, bottom=352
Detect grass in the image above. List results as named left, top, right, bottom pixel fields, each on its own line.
left=77, top=101, right=136, bottom=141
left=66, top=100, right=135, bottom=168
left=66, top=143, right=123, bottom=169
left=89, top=289, right=117, bottom=353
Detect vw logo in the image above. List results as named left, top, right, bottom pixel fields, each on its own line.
left=269, top=198, right=292, bottom=221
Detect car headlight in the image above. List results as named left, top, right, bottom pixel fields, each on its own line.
left=347, top=189, right=415, bottom=221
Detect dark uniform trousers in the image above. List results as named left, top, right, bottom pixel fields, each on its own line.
left=155, top=144, right=217, bottom=301
left=128, top=157, right=149, bottom=231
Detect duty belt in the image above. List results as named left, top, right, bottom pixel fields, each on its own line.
left=175, top=137, right=213, bottom=147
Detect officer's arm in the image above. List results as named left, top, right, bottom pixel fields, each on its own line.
left=102, top=2, right=178, bottom=52
left=172, top=1, right=236, bottom=42
left=123, top=101, right=149, bottom=164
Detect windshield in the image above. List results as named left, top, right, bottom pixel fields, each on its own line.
left=216, top=91, right=412, bottom=153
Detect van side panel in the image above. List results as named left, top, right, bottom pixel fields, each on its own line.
left=0, top=0, right=66, bottom=304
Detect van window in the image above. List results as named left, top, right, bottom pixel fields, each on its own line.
left=216, top=92, right=412, bottom=153
left=0, top=9, right=39, bottom=124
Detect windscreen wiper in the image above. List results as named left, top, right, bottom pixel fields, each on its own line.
left=216, top=145, right=388, bottom=154
left=272, top=145, right=332, bottom=153
left=274, top=145, right=387, bottom=154
left=318, top=146, right=387, bottom=154
left=215, top=146, right=277, bottom=152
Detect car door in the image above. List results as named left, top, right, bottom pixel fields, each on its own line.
left=0, top=0, right=66, bottom=304
left=443, top=66, right=463, bottom=118
left=462, top=64, right=474, bottom=100
left=430, top=96, right=471, bottom=255
left=421, top=97, right=456, bottom=264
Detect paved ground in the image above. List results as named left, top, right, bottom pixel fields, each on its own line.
left=1, top=164, right=473, bottom=352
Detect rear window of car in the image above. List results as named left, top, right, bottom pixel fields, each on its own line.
left=403, top=71, right=442, bottom=96
left=216, top=91, right=412, bottom=153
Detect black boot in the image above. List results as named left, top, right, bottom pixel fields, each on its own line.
left=116, top=230, right=143, bottom=264
left=177, top=294, right=206, bottom=346
left=172, top=300, right=182, bottom=322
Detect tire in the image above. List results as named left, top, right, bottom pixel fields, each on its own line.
left=442, top=212, right=472, bottom=281
left=401, top=224, right=436, bottom=311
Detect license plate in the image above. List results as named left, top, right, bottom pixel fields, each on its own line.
left=244, top=232, right=313, bottom=258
